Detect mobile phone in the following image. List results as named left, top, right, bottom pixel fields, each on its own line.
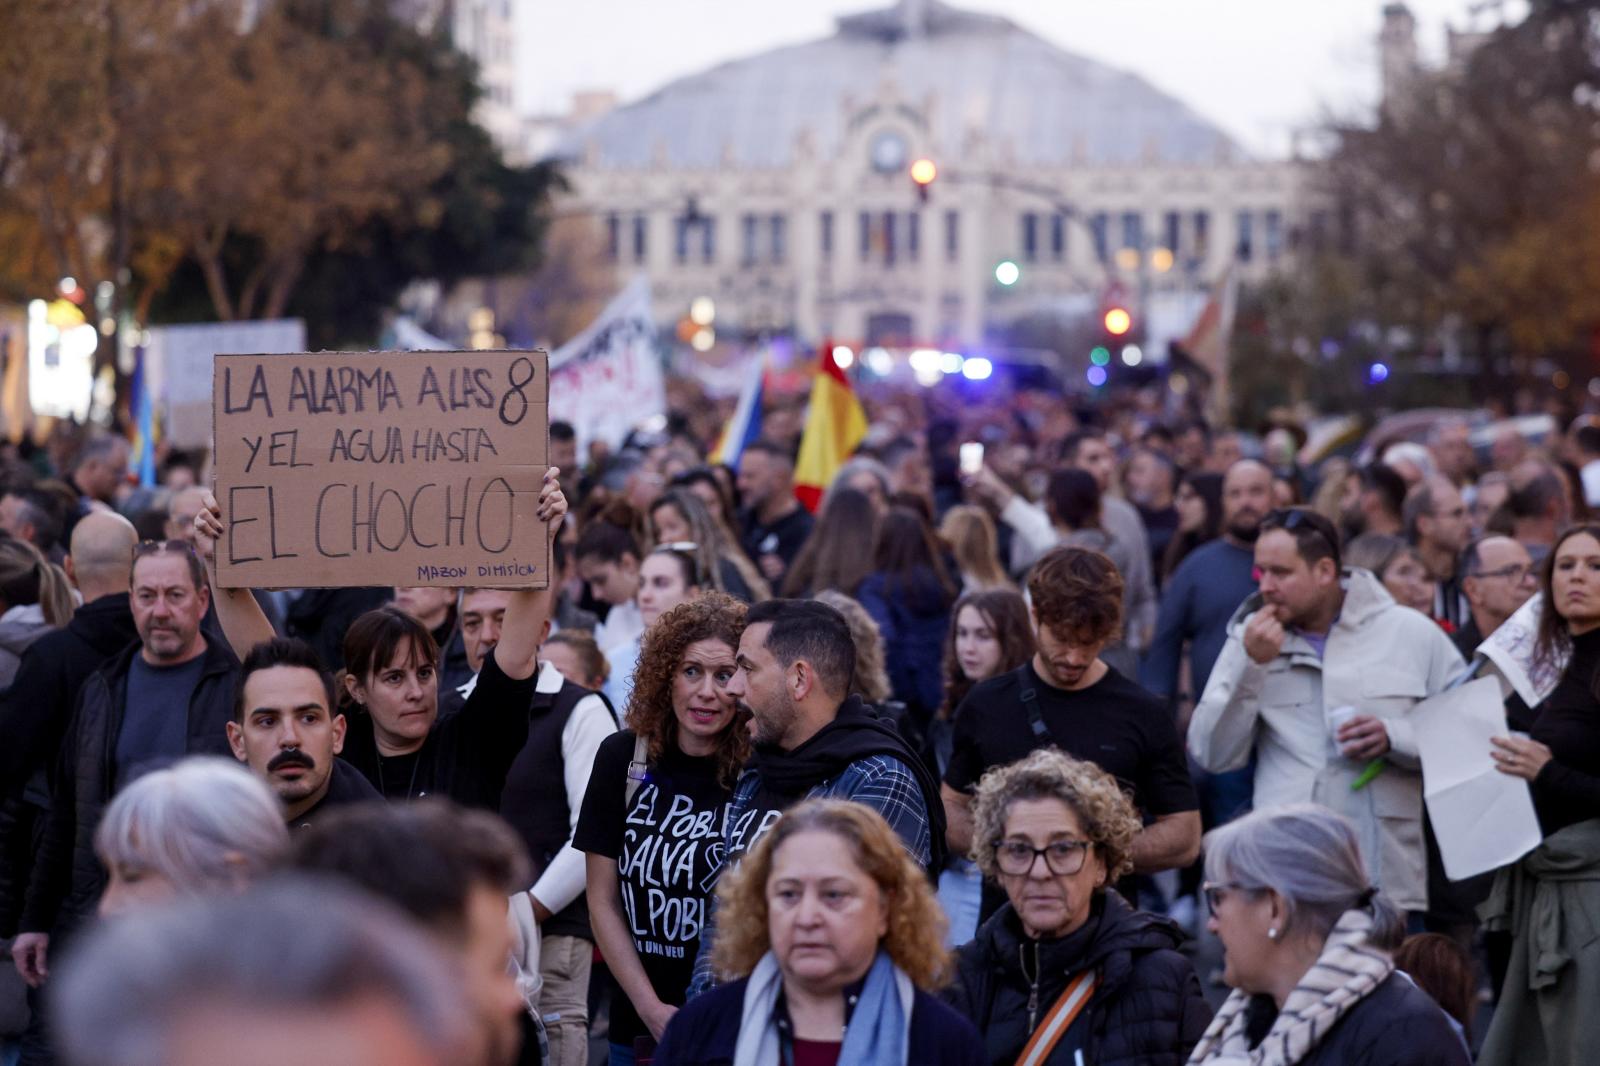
left=959, top=441, right=984, bottom=476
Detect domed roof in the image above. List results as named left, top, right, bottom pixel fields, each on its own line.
left=554, top=0, right=1241, bottom=170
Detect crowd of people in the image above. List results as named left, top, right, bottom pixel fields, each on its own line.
left=0, top=387, right=1597, bottom=1066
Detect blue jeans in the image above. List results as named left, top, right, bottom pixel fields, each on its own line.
left=608, top=1044, right=636, bottom=1066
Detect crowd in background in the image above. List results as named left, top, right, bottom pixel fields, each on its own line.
left=0, top=374, right=1597, bottom=1066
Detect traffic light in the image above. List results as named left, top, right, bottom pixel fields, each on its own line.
left=910, top=158, right=937, bottom=203
left=1103, top=306, right=1132, bottom=337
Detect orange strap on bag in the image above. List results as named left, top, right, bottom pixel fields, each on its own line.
left=1014, top=970, right=1098, bottom=1066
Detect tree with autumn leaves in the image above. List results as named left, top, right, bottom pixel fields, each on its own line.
left=0, top=0, right=559, bottom=388
left=1225, top=1, right=1600, bottom=424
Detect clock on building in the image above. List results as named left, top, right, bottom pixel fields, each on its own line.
left=870, top=131, right=908, bottom=173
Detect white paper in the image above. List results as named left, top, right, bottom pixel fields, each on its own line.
left=1412, top=676, right=1543, bottom=880
left=1476, top=594, right=1564, bottom=708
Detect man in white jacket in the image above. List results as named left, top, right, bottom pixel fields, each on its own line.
left=1189, top=507, right=1463, bottom=914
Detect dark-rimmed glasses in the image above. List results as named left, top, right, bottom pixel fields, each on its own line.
left=993, top=838, right=1091, bottom=877
left=1262, top=508, right=1339, bottom=564
left=1469, top=562, right=1531, bottom=583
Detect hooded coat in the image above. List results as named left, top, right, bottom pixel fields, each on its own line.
left=944, top=890, right=1211, bottom=1066
left=1188, top=568, right=1463, bottom=911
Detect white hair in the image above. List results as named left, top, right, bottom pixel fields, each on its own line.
left=94, top=757, right=289, bottom=892
left=52, top=877, right=469, bottom=1066
left=1204, top=803, right=1404, bottom=945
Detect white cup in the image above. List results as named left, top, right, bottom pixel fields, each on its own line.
left=1326, top=705, right=1359, bottom=754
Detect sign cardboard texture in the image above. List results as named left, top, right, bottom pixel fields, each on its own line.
left=213, top=350, right=549, bottom=589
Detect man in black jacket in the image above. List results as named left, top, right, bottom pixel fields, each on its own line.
left=12, top=540, right=239, bottom=1007
left=224, top=637, right=380, bottom=828
left=0, top=513, right=139, bottom=930
left=0, top=513, right=137, bottom=1066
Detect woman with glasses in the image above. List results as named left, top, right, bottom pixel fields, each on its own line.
left=576, top=593, right=748, bottom=1066
left=945, top=748, right=1209, bottom=1065
left=1478, top=524, right=1600, bottom=1066
left=653, top=799, right=985, bottom=1066
left=604, top=544, right=707, bottom=712
left=1344, top=533, right=1437, bottom=615
left=1191, top=804, right=1467, bottom=1066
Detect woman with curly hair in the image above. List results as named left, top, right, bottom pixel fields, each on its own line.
left=945, top=748, right=1210, bottom=1066
left=575, top=592, right=750, bottom=1066
left=653, top=799, right=986, bottom=1066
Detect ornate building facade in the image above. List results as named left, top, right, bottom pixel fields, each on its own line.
left=549, top=0, right=1321, bottom=351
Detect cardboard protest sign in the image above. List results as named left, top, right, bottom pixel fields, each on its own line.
left=212, top=350, right=548, bottom=589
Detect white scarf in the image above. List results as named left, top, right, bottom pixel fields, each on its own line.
left=1187, top=908, right=1393, bottom=1066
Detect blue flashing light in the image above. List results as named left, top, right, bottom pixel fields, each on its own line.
left=1086, top=366, right=1108, bottom=387
left=1368, top=362, right=1390, bottom=384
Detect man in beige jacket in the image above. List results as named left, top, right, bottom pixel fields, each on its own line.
left=1189, top=507, right=1464, bottom=913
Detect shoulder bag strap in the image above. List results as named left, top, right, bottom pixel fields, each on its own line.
left=1018, top=664, right=1051, bottom=741
left=624, top=733, right=650, bottom=806
left=1014, top=970, right=1099, bottom=1066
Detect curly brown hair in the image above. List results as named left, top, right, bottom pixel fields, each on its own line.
left=710, top=799, right=952, bottom=990
left=1026, top=546, right=1123, bottom=645
left=970, top=748, right=1141, bottom=885
left=624, top=592, right=749, bottom=786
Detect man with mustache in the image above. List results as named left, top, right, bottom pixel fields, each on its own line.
left=226, top=637, right=379, bottom=827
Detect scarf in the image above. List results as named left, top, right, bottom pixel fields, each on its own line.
left=1187, top=908, right=1393, bottom=1066
left=732, top=950, right=913, bottom=1066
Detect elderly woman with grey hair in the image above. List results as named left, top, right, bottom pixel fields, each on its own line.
left=944, top=749, right=1209, bottom=1065
left=94, top=757, right=291, bottom=916
left=1190, top=804, right=1467, bottom=1066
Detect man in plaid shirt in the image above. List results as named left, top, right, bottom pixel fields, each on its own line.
left=687, top=598, right=944, bottom=997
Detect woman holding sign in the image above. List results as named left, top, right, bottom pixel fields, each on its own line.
left=194, top=468, right=567, bottom=806
left=575, top=591, right=748, bottom=1066
left=1480, top=524, right=1600, bottom=1066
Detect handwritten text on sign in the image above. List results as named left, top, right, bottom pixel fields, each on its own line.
left=212, top=351, right=549, bottom=589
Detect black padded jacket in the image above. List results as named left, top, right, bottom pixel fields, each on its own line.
left=944, top=890, right=1212, bottom=1066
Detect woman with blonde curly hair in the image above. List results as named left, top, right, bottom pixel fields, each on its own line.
left=575, top=592, right=750, bottom=1065
left=945, top=749, right=1210, bottom=1065
left=654, top=799, right=985, bottom=1066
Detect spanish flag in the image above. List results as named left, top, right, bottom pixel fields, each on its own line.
left=793, top=341, right=867, bottom=512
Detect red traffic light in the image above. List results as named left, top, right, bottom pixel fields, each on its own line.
left=1103, top=307, right=1132, bottom=336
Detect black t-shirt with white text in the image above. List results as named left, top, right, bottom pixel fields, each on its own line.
left=943, top=662, right=1197, bottom=819
left=575, top=730, right=730, bottom=1046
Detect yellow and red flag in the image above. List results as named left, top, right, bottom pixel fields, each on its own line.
left=793, top=341, right=867, bottom=512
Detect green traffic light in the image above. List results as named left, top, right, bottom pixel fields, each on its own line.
left=1090, top=346, right=1110, bottom=366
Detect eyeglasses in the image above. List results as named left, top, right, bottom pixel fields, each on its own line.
left=993, top=838, right=1092, bottom=877
left=1465, top=560, right=1529, bottom=576
left=134, top=539, right=194, bottom=557
left=1201, top=881, right=1262, bottom=916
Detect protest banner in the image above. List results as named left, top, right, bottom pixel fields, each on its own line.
left=212, top=350, right=549, bottom=590
left=549, top=275, right=665, bottom=454
left=147, top=319, right=307, bottom=447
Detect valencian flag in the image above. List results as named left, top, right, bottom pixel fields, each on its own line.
left=793, top=341, right=867, bottom=512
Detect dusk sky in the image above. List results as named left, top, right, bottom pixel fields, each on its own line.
left=518, top=0, right=1521, bottom=157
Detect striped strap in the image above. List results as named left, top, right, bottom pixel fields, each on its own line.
left=1015, top=970, right=1098, bottom=1066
